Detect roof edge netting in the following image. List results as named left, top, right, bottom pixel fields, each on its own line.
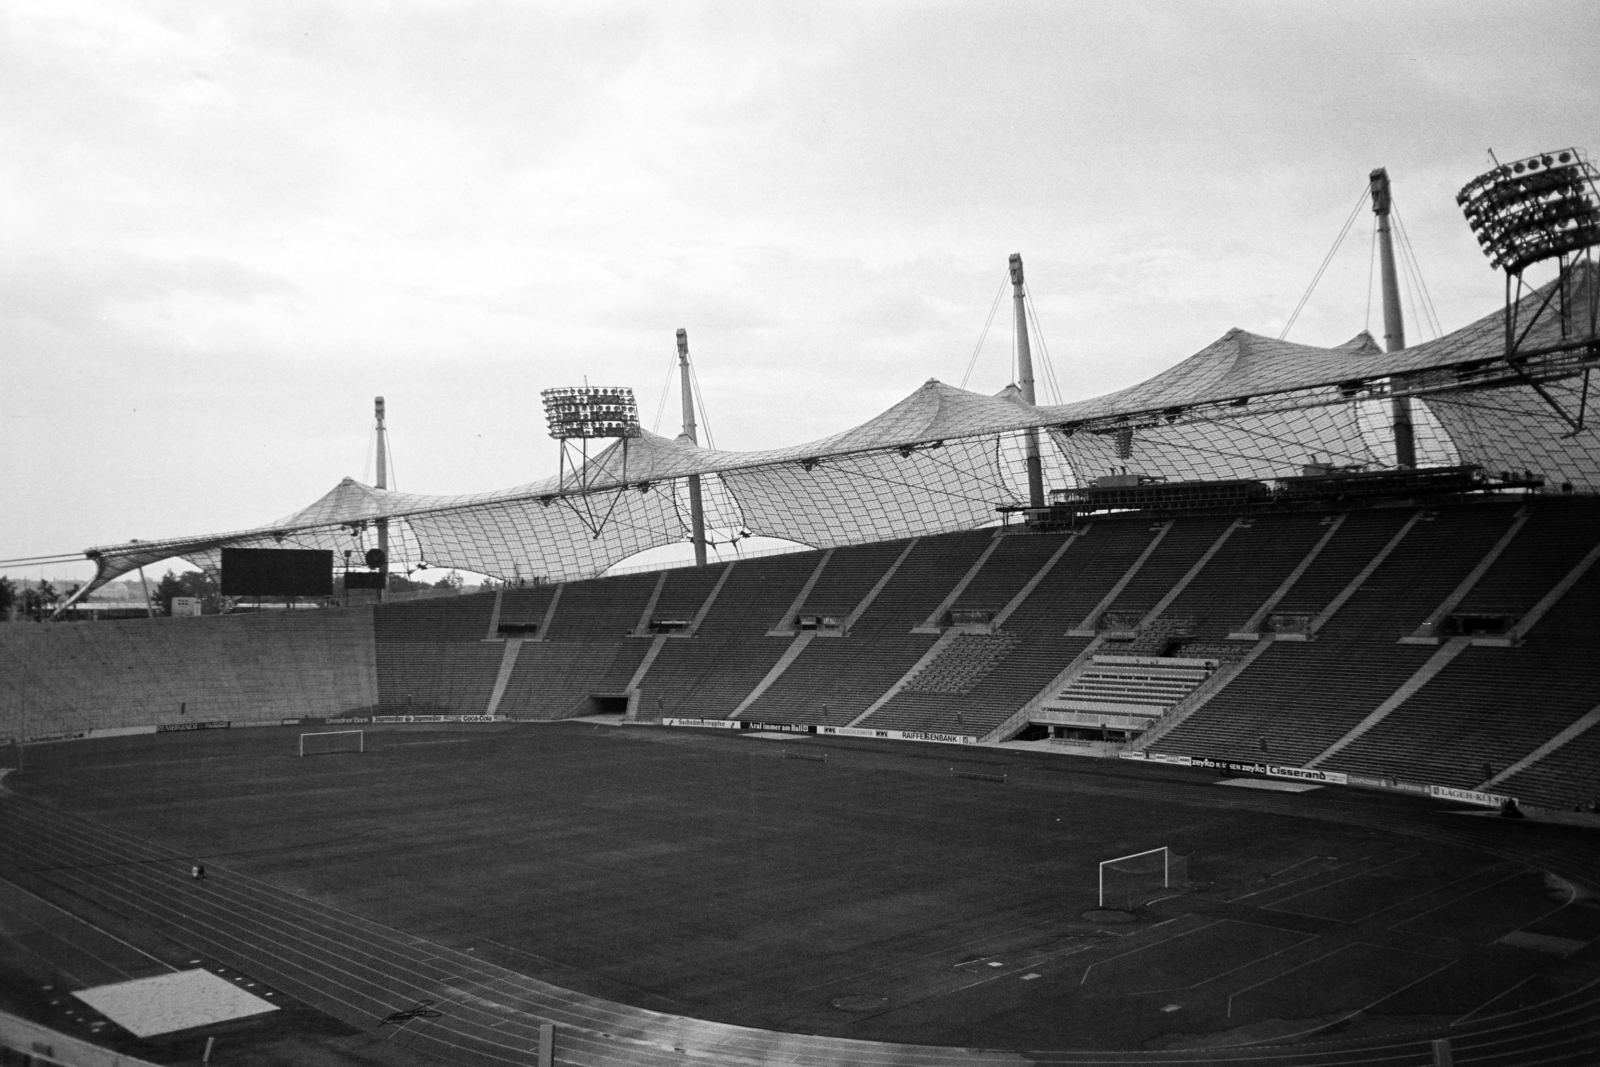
left=67, top=266, right=1600, bottom=602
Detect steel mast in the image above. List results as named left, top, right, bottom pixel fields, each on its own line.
left=1370, top=168, right=1416, bottom=469
left=374, top=396, right=390, bottom=597
left=1009, top=253, right=1045, bottom=507
left=677, top=329, right=708, bottom=566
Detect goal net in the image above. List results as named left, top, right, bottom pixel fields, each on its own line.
left=1098, top=846, right=1187, bottom=910
left=299, top=729, right=364, bottom=757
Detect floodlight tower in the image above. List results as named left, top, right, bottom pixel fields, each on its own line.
left=677, top=329, right=708, bottom=567
left=374, top=396, right=389, bottom=597
left=1458, top=147, right=1600, bottom=434
left=540, top=385, right=642, bottom=536
left=1370, top=168, right=1417, bottom=468
left=1010, top=253, right=1045, bottom=507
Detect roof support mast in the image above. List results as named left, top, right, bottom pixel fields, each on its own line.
left=1010, top=253, right=1045, bottom=507
left=1370, top=168, right=1417, bottom=469
left=374, top=396, right=389, bottom=599
left=677, top=329, right=708, bottom=566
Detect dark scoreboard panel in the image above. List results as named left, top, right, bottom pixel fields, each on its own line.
left=220, top=548, right=334, bottom=597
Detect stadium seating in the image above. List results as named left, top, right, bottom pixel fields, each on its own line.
left=373, top=592, right=500, bottom=712
left=12, top=495, right=1600, bottom=811
left=1, top=607, right=376, bottom=736
left=1158, top=512, right=1329, bottom=638
left=1321, top=563, right=1600, bottom=788
left=636, top=553, right=820, bottom=719
left=734, top=533, right=993, bottom=724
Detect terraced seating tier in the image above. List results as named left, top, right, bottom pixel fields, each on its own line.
left=1048, top=519, right=1164, bottom=629
left=495, top=640, right=646, bottom=718
left=903, top=633, right=1022, bottom=693
left=946, top=534, right=1065, bottom=616
left=632, top=553, right=820, bottom=719
left=1499, top=722, right=1600, bottom=810
left=1102, top=516, right=1235, bottom=621
left=373, top=592, right=496, bottom=642
left=793, top=540, right=910, bottom=620
left=736, top=633, right=939, bottom=725
left=541, top=572, right=661, bottom=639
left=1455, top=497, right=1600, bottom=617
left=497, top=586, right=557, bottom=628
left=1272, top=509, right=1417, bottom=617
left=1151, top=640, right=1437, bottom=767
left=1047, top=659, right=1211, bottom=714
left=848, top=530, right=994, bottom=634
left=376, top=640, right=504, bottom=712
left=1322, top=565, right=1600, bottom=788
left=1159, top=512, right=1329, bottom=637
left=1316, top=501, right=1518, bottom=641
left=650, top=565, right=734, bottom=625
left=860, top=521, right=1163, bottom=738
left=1, top=608, right=377, bottom=736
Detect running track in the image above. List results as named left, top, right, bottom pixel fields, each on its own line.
left=2, top=782, right=1598, bottom=1067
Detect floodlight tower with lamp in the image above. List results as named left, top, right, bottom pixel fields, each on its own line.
left=539, top=385, right=643, bottom=537
left=1457, top=147, right=1600, bottom=434
left=1370, top=168, right=1417, bottom=469
left=677, top=329, right=708, bottom=567
left=1009, top=253, right=1045, bottom=507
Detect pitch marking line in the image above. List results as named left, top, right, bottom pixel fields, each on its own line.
left=1254, top=850, right=1420, bottom=915
left=1224, top=941, right=1455, bottom=1021
left=389, top=738, right=482, bottom=747
left=1078, top=916, right=1199, bottom=986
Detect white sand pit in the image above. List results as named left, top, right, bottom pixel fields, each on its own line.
left=72, top=968, right=279, bottom=1037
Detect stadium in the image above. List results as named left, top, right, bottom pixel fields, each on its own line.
left=4, top=153, right=1600, bottom=1067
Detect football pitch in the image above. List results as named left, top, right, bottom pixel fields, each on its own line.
left=6, top=722, right=1600, bottom=1054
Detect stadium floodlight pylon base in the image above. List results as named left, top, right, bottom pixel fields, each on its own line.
left=299, top=729, right=364, bottom=757
left=1098, top=846, right=1188, bottom=911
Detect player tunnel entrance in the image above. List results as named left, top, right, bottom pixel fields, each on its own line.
left=585, top=692, right=634, bottom=716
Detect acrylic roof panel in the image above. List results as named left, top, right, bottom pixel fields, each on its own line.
left=69, top=268, right=1598, bottom=600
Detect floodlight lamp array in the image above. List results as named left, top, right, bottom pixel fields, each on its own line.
left=1457, top=148, right=1600, bottom=275
left=540, top=386, right=642, bottom=440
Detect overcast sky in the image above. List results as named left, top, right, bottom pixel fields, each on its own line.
left=5, top=0, right=1599, bottom=585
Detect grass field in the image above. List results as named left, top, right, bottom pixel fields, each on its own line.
left=5, top=721, right=1600, bottom=1055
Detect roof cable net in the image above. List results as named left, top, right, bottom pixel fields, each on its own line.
left=66, top=266, right=1599, bottom=604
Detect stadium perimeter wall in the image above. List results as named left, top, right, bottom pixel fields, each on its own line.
left=0, top=608, right=377, bottom=743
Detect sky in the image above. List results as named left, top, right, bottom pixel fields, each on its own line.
left=5, top=0, right=1599, bottom=587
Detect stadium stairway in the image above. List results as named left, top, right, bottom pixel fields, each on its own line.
left=735, top=534, right=991, bottom=725
left=1149, top=499, right=1598, bottom=786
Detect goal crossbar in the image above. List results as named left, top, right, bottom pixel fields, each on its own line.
left=299, top=729, right=364, bottom=757
left=1098, top=846, right=1173, bottom=908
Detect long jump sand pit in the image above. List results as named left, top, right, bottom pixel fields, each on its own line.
left=72, top=968, right=278, bottom=1037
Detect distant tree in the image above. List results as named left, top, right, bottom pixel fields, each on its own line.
left=151, top=570, right=186, bottom=616
left=386, top=573, right=428, bottom=593
left=176, top=569, right=221, bottom=613
left=22, top=580, right=58, bottom=621
left=0, top=576, right=15, bottom=620
left=433, top=569, right=464, bottom=591
left=150, top=569, right=222, bottom=615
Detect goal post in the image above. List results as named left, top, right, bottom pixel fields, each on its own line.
left=1098, top=846, right=1187, bottom=910
left=299, top=729, right=364, bottom=757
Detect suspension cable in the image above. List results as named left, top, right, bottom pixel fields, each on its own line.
left=651, top=350, right=676, bottom=434
left=1281, top=184, right=1371, bottom=340
left=960, top=274, right=1008, bottom=390
left=1392, top=202, right=1443, bottom=338
left=689, top=361, right=716, bottom=450
left=1024, top=290, right=1064, bottom=404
